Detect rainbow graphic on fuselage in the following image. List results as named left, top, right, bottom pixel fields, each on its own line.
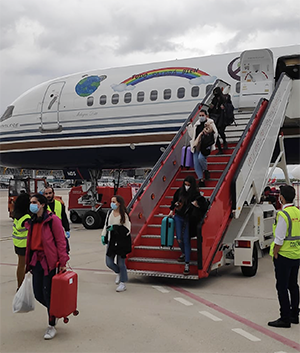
left=111, top=66, right=217, bottom=92
left=121, top=67, right=209, bottom=86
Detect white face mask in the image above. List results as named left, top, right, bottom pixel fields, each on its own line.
left=279, top=196, right=283, bottom=205
left=185, top=185, right=190, bottom=191
left=199, top=116, right=206, bottom=122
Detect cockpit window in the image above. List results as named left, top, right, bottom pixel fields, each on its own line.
left=0, top=106, right=14, bottom=122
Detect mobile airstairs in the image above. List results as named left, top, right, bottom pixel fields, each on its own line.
left=126, top=73, right=294, bottom=279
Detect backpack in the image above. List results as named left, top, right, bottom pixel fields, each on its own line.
left=224, top=101, right=236, bottom=126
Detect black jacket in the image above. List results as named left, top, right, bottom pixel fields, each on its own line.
left=170, top=188, right=200, bottom=218
left=106, top=225, right=132, bottom=258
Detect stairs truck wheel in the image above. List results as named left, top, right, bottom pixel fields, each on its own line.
left=82, top=211, right=101, bottom=229
left=70, top=210, right=82, bottom=223
left=241, top=245, right=258, bottom=277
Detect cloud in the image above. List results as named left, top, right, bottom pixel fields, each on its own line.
left=0, top=0, right=299, bottom=113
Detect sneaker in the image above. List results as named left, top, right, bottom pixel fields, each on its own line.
left=204, top=170, right=210, bottom=180
left=115, top=273, right=120, bottom=285
left=44, top=325, right=57, bottom=340
left=177, top=254, right=185, bottom=262
left=183, top=263, right=190, bottom=275
left=216, top=150, right=223, bottom=155
left=116, top=282, right=126, bottom=292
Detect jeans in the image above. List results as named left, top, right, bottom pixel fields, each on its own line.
left=174, top=215, right=191, bottom=263
left=273, top=254, right=300, bottom=322
left=31, top=261, right=56, bottom=326
left=106, top=255, right=128, bottom=283
left=193, top=151, right=207, bottom=180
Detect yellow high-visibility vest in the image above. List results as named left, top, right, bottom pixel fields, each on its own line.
left=47, top=199, right=62, bottom=220
left=12, top=214, right=31, bottom=248
left=270, top=206, right=300, bottom=259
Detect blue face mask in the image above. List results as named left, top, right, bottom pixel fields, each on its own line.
left=111, top=202, right=118, bottom=210
left=30, top=203, right=39, bottom=214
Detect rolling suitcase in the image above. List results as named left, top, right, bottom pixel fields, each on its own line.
left=161, top=216, right=175, bottom=247
left=50, top=270, right=79, bottom=323
left=181, top=146, right=194, bottom=168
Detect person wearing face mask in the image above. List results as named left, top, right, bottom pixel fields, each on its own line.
left=168, top=176, right=200, bottom=275
left=187, top=109, right=218, bottom=187
left=101, top=195, right=132, bottom=292
left=268, top=185, right=300, bottom=328
left=24, top=193, right=69, bottom=340
left=208, top=86, right=228, bottom=154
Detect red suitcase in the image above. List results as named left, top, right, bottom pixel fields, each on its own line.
left=50, top=270, right=79, bottom=323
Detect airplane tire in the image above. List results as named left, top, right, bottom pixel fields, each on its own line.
left=241, top=245, right=258, bottom=277
left=82, top=211, right=101, bottom=229
left=70, top=210, right=82, bottom=224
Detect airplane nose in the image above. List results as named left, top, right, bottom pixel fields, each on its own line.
left=291, top=165, right=300, bottom=179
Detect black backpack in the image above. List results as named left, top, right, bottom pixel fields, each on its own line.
left=223, top=95, right=236, bottom=126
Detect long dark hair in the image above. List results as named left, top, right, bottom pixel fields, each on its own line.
left=114, top=195, right=129, bottom=225
left=179, top=176, right=197, bottom=204
left=13, top=193, right=30, bottom=219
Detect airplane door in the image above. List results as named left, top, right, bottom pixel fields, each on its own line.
left=239, top=49, right=274, bottom=108
left=40, top=82, right=65, bottom=132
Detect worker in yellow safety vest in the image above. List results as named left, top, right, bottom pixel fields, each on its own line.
left=268, top=184, right=300, bottom=328
left=12, top=193, right=31, bottom=290
left=44, top=186, right=70, bottom=253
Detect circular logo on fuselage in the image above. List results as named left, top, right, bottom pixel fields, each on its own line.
left=227, top=57, right=240, bottom=81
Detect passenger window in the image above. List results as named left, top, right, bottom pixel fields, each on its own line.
left=235, top=82, right=240, bottom=93
left=99, top=95, right=107, bottom=105
left=177, top=87, right=185, bottom=99
left=137, top=91, right=144, bottom=102
left=112, top=94, right=119, bottom=105
left=87, top=97, right=94, bottom=106
left=164, top=89, right=171, bottom=100
left=206, top=85, right=213, bottom=94
left=124, top=92, right=132, bottom=103
left=191, top=86, right=199, bottom=97
left=150, top=90, right=158, bottom=101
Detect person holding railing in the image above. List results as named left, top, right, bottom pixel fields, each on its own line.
left=187, top=109, right=217, bottom=187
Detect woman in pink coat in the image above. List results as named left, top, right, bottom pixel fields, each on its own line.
left=25, top=193, right=69, bottom=340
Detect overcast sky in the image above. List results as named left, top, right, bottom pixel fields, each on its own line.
left=0, top=0, right=299, bottom=115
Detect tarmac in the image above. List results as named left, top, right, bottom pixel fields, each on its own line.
left=0, top=189, right=299, bottom=353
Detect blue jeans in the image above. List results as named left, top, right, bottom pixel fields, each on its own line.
left=106, top=255, right=128, bottom=283
left=174, top=215, right=191, bottom=263
left=193, top=151, right=207, bottom=180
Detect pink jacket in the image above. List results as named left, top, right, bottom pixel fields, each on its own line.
left=25, top=212, right=69, bottom=273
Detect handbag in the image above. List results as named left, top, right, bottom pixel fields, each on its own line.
left=12, top=272, right=35, bottom=313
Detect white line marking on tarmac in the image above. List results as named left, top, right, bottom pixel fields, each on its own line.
left=174, top=297, right=193, bottom=306
left=152, top=285, right=169, bottom=293
left=199, top=311, right=222, bottom=321
left=232, top=328, right=261, bottom=342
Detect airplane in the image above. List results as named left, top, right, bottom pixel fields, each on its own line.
left=0, top=45, right=299, bottom=178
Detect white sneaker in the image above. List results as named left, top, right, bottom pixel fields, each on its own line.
left=44, top=325, right=56, bottom=340
left=116, top=282, right=126, bottom=292
left=115, top=273, right=120, bottom=285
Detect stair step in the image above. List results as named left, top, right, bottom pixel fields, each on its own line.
left=128, top=257, right=197, bottom=265
left=134, top=245, right=197, bottom=251
left=127, top=269, right=199, bottom=280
